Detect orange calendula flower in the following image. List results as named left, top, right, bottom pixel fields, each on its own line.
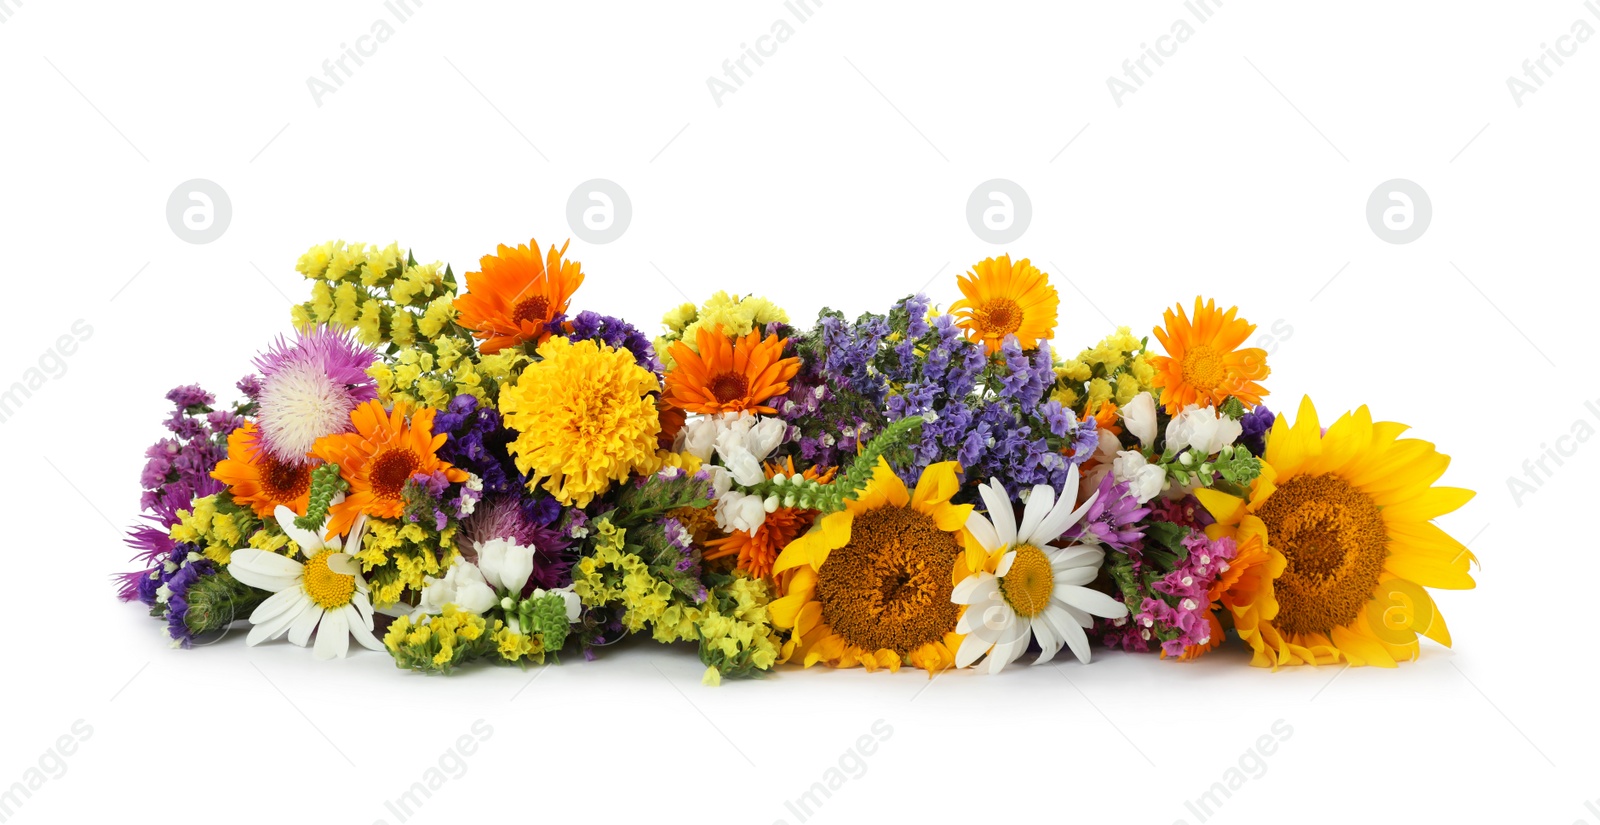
left=949, top=255, right=1060, bottom=354
left=453, top=238, right=584, bottom=354
left=662, top=326, right=800, bottom=415
left=704, top=459, right=836, bottom=580
left=310, top=400, right=467, bottom=537
left=1149, top=297, right=1270, bottom=415
left=211, top=422, right=314, bottom=518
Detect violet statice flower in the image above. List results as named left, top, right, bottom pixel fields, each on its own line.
left=402, top=471, right=454, bottom=532
left=236, top=374, right=263, bottom=401
left=1239, top=405, right=1274, bottom=457
left=565, top=311, right=661, bottom=375
left=252, top=325, right=378, bottom=463
left=434, top=394, right=524, bottom=497
left=459, top=494, right=573, bottom=589
left=162, top=558, right=216, bottom=649
left=1065, top=474, right=1150, bottom=551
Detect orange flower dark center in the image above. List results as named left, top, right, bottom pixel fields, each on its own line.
left=513, top=295, right=551, bottom=326
left=973, top=298, right=1023, bottom=338
left=815, top=506, right=960, bottom=655
left=708, top=371, right=751, bottom=404
left=1256, top=473, right=1388, bottom=636
left=260, top=455, right=311, bottom=502
left=370, top=449, right=421, bottom=501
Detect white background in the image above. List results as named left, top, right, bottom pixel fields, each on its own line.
left=1, top=2, right=1595, bottom=823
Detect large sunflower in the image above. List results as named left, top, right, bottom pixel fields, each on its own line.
left=769, top=458, right=972, bottom=674
left=453, top=238, right=584, bottom=354
left=949, top=255, right=1059, bottom=354
left=211, top=422, right=314, bottom=518
left=1149, top=297, right=1270, bottom=415
left=310, top=400, right=468, bottom=537
left=662, top=326, right=800, bottom=415
left=1194, top=397, right=1475, bottom=668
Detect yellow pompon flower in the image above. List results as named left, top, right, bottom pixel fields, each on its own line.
left=769, top=458, right=973, bottom=675
left=1149, top=297, right=1270, bottom=415
left=1194, top=397, right=1476, bottom=669
left=949, top=255, right=1060, bottom=354
left=499, top=337, right=663, bottom=507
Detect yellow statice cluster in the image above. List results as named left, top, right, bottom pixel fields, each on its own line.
left=168, top=494, right=275, bottom=565
left=654, top=291, right=789, bottom=369
left=573, top=518, right=701, bottom=643
left=1051, top=326, right=1158, bottom=418
left=369, top=339, right=527, bottom=409
left=695, top=574, right=782, bottom=685
left=383, top=606, right=544, bottom=673
left=352, top=517, right=457, bottom=608
left=290, top=240, right=466, bottom=350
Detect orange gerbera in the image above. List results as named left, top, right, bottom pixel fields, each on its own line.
left=704, top=459, right=836, bottom=580
left=211, top=422, right=314, bottom=518
left=453, top=238, right=584, bottom=354
left=310, top=400, right=468, bottom=537
left=1149, top=297, right=1270, bottom=415
left=662, top=326, right=800, bottom=415
left=949, top=255, right=1060, bottom=354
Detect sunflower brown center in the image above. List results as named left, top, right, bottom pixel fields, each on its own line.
left=1181, top=344, right=1225, bottom=391
left=814, top=505, right=960, bottom=655
left=708, top=371, right=750, bottom=404
left=512, top=295, right=551, bottom=326
left=260, top=455, right=312, bottom=502
left=973, top=298, right=1024, bottom=338
left=1256, top=473, right=1388, bottom=636
left=370, top=449, right=420, bottom=501
left=302, top=549, right=356, bottom=610
left=1000, top=544, right=1055, bottom=618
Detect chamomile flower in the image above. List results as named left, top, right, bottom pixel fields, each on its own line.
left=228, top=500, right=383, bottom=660
left=953, top=467, right=1129, bottom=672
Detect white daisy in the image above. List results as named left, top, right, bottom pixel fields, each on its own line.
left=228, top=503, right=383, bottom=660
left=952, top=466, right=1130, bottom=673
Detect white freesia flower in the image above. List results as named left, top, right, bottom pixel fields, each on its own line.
left=715, top=490, right=768, bottom=534
left=1121, top=391, right=1158, bottom=447
left=228, top=501, right=383, bottom=660
left=1167, top=405, right=1243, bottom=456
left=474, top=537, right=538, bottom=595
left=417, top=559, right=498, bottom=616
left=952, top=467, right=1130, bottom=672
left=1112, top=451, right=1167, bottom=503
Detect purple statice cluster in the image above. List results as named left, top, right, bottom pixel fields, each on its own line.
left=159, top=556, right=215, bottom=648
left=433, top=394, right=522, bottom=497
left=403, top=469, right=483, bottom=532
left=1065, top=475, right=1149, bottom=551
left=1239, top=404, right=1275, bottom=457
left=660, top=516, right=707, bottom=603
left=770, top=307, right=893, bottom=468
left=139, top=383, right=249, bottom=515
left=1103, top=532, right=1238, bottom=656
left=564, top=311, right=661, bottom=375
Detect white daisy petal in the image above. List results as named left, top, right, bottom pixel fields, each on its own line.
left=274, top=506, right=324, bottom=553
left=351, top=591, right=374, bottom=625
left=1055, top=585, right=1129, bottom=618
left=1052, top=611, right=1093, bottom=664
left=1055, top=566, right=1098, bottom=587
left=1047, top=544, right=1104, bottom=571
left=1060, top=603, right=1095, bottom=628
left=247, top=594, right=312, bottom=646
left=1016, top=484, right=1055, bottom=545
left=1034, top=469, right=1097, bottom=545
left=995, top=550, right=1017, bottom=578
left=287, top=603, right=324, bottom=647
left=964, top=511, right=1002, bottom=555
left=343, top=605, right=384, bottom=652
left=326, top=553, right=360, bottom=576
left=249, top=587, right=306, bottom=625
left=313, top=608, right=350, bottom=660
left=955, top=632, right=991, bottom=669
left=951, top=572, right=995, bottom=605
left=978, top=479, right=1017, bottom=548
left=231, top=548, right=305, bottom=579
left=1031, top=614, right=1064, bottom=665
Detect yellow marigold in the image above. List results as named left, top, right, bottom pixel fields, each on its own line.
left=499, top=337, right=663, bottom=507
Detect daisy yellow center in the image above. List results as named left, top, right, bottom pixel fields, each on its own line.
left=814, top=505, right=960, bottom=655
left=513, top=295, right=551, bottom=325
left=1000, top=544, right=1055, bottom=618
left=709, top=371, right=751, bottom=404
left=1181, top=344, right=1225, bottom=391
left=1255, top=473, right=1388, bottom=636
left=302, top=550, right=356, bottom=610
left=973, top=298, right=1024, bottom=338
left=370, top=449, right=420, bottom=501
left=260, top=454, right=311, bottom=502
